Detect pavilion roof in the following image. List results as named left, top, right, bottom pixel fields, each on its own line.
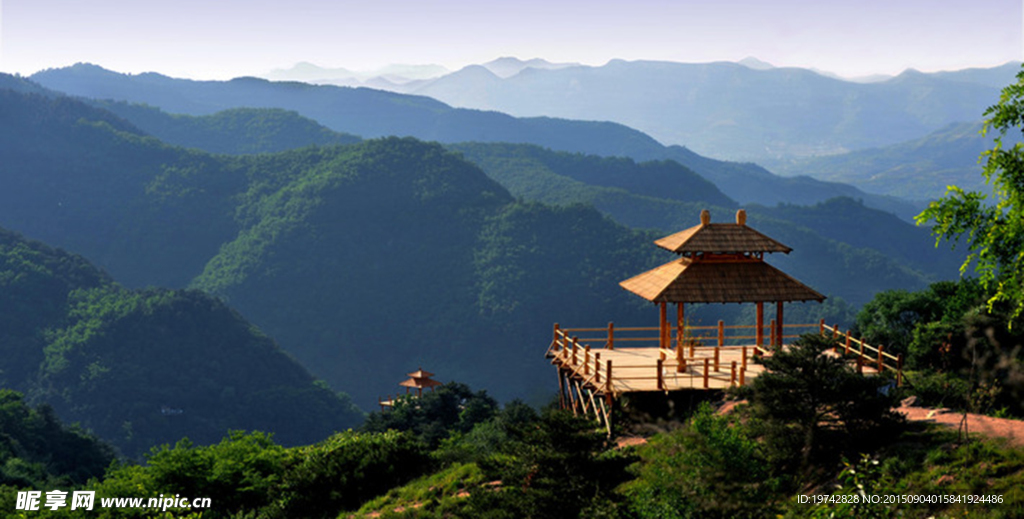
left=619, top=256, right=825, bottom=304
left=407, top=368, right=435, bottom=379
left=400, top=377, right=443, bottom=389
left=654, top=209, right=791, bottom=255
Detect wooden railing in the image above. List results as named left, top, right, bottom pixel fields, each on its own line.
left=547, top=319, right=904, bottom=395
left=819, top=321, right=904, bottom=386
left=547, top=320, right=822, bottom=394
left=547, top=320, right=822, bottom=356
left=549, top=330, right=757, bottom=393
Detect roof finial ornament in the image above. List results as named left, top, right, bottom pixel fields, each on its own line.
left=736, top=209, right=747, bottom=226
left=700, top=209, right=711, bottom=226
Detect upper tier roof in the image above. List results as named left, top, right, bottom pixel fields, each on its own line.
left=654, top=209, right=791, bottom=255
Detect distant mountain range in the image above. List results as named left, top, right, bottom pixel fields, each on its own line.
left=253, top=57, right=1023, bottom=202
left=768, top=121, right=1024, bottom=200
left=262, top=57, right=579, bottom=86
left=387, top=59, right=1018, bottom=163
left=28, top=63, right=921, bottom=218
left=258, top=57, right=1019, bottom=166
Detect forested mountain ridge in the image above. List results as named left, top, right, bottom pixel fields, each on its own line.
left=0, top=226, right=363, bottom=458
left=0, top=83, right=961, bottom=413
left=0, top=88, right=245, bottom=289
left=0, top=86, right=657, bottom=407
left=449, top=143, right=960, bottom=302
left=26, top=66, right=919, bottom=216
left=93, top=100, right=362, bottom=154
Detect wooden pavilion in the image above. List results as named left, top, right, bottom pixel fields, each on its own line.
left=620, top=208, right=824, bottom=351
left=400, top=368, right=442, bottom=396
left=545, top=209, right=903, bottom=435
left=378, top=368, right=442, bottom=410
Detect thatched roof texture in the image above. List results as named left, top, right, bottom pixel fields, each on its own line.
left=620, top=209, right=824, bottom=304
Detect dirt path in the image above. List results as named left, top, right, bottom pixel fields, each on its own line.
left=898, top=404, right=1024, bottom=447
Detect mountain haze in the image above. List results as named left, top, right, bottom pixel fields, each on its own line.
left=28, top=65, right=920, bottom=217
left=768, top=121, right=1024, bottom=200
left=400, top=59, right=1011, bottom=162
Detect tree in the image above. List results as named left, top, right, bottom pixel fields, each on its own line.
left=468, top=408, right=632, bottom=519
left=361, top=382, right=498, bottom=449
left=917, top=66, right=1024, bottom=327
left=621, top=402, right=778, bottom=519
left=738, top=334, right=902, bottom=472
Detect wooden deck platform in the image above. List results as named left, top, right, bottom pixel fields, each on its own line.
left=546, top=321, right=902, bottom=435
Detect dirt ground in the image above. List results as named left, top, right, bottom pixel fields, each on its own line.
left=897, top=403, right=1024, bottom=447
left=615, top=399, right=1024, bottom=449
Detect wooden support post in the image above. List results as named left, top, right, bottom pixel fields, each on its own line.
left=571, top=337, right=579, bottom=366
left=714, top=345, right=720, bottom=372
left=897, top=354, right=904, bottom=386
left=584, top=346, right=591, bottom=375
left=856, top=354, right=863, bottom=374
left=776, top=301, right=784, bottom=347
left=757, top=302, right=764, bottom=347
left=740, top=367, right=746, bottom=386
left=553, top=323, right=561, bottom=351
left=731, top=361, right=737, bottom=387
left=607, top=322, right=614, bottom=350
left=604, top=393, right=614, bottom=437
left=606, top=360, right=613, bottom=393
left=566, top=375, right=579, bottom=416
left=557, top=370, right=566, bottom=409
left=659, top=302, right=668, bottom=349
left=859, top=339, right=865, bottom=360
left=832, top=323, right=840, bottom=339
left=703, top=358, right=710, bottom=389
left=657, top=359, right=664, bottom=391
left=679, top=357, right=687, bottom=373
left=819, top=318, right=825, bottom=335
left=769, top=319, right=776, bottom=349
left=877, top=345, right=885, bottom=373
left=742, top=346, right=748, bottom=371
left=689, top=337, right=696, bottom=357
left=717, top=320, right=725, bottom=348
left=594, top=353, right=601, bottom=383
left=677, top=303, right=684, bottom=349
left=845, top=331, right=851, bottom=355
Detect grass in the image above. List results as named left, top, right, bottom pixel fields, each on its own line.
left=347, top=462, right=486, bottom=518
left=787, top=422, right=1024, bottom=518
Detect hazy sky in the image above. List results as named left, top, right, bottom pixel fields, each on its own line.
left=1, top=0, right=1021, bottom=79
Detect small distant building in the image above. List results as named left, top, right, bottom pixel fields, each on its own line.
left=379, top=368, right=442, bottom=410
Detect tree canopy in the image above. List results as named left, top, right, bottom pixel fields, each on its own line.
left=917, top=66, right=1024, bottom=327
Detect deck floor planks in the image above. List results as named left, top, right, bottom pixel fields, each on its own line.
left=555, top=344, right=880, bottom=395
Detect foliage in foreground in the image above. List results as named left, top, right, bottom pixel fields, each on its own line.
left=917, top=65, right=1024, bottom=327
left=26, top=429, right=428, bottom=519
left=621, top=402, right=779, bottom=519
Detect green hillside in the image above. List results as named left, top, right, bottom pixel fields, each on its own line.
left=0, top=87, right=657, bottom=406
left=0, top=227, right=362, bottom=458
left=0, top=89, right=245, bottom=289
left=448, top=142, right=736, bottom=208
left=0, top=84, right=957, bottom=412
left=449, top=142, right=954, bottom=306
